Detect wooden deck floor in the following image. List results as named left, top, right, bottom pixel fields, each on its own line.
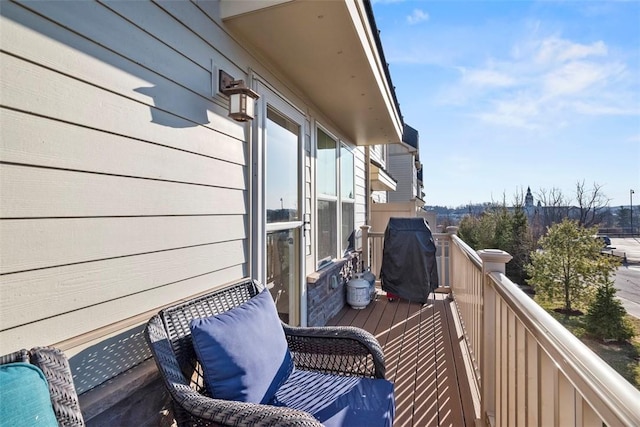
left=327, top=292, right=477, bottom=427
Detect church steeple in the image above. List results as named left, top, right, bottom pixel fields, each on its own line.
left=525, top=186, right=534, bottom=208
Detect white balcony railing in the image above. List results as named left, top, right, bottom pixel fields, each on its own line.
left=360, top=225, right=640, bottom=427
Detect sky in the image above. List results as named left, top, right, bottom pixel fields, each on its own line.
left=371, top=0, right=640, bottom=208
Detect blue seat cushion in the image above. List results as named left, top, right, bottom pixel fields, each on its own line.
left=190, top=288, right=294, bottom=404
left=272, top=370, right=395, bottom=427
left=0, top=362, right=58, bottom=426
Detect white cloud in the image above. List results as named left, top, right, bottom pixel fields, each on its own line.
left=407, top=9, right=429, bottom=25
left=542, top=60, right=620, bottom=97
left=535, top=38, right=607, bottom=65
left=436, top=34, right=635, bottom=130
left=572, top=101, right=639, bottom=116
left=462, top=69, right=517, bottom=88
left=474, top=95, right=542, bottom=129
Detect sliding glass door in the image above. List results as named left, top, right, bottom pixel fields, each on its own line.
left=254, top=82, right=305, bottom=325
left=265, top=108, right=302, bottom=324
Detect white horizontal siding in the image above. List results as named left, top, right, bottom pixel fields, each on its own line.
left=0, top=164, right=246, bottom=218
left=1, top=216, right=247, bottom=274
left=387, top=151, right=415, bottom=202
left=0, top=52, right=245, bottom=164
left=1, top=263, right=247, bottom=362
left=0, top=0, right=250, bottom=374
left=1, top=241, right=247, bottom=331
left=1, top=110, right=246, bottom=187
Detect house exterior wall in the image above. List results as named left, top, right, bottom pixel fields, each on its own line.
left=0, top=0, right=253, bottom=392
left=0, top=0, right=373, bottom=416
left=355, top=147, right=367, bottom=226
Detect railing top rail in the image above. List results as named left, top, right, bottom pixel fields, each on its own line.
left=487, top=271, right=640, bottom=426
left=450, top=234, right=483, bottom=269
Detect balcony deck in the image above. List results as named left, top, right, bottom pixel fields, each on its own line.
left=327, top=291, right=477, bottom=427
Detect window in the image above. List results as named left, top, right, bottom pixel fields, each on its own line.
left=266, top=109, right=299, bottom=223
left=317, top=128, right=355, bottom=262
left=341, top=145, right=355, bottom=252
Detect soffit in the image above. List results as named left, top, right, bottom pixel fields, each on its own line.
left=222, top=0, right=403, bottom=146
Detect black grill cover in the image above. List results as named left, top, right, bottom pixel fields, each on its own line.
left=380, top=217, right=438, bottom=303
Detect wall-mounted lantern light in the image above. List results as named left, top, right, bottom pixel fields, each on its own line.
left=219, top=70, right=259, bottom=122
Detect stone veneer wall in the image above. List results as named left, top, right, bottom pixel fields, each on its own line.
left=306, top=252, right=361, bottom=327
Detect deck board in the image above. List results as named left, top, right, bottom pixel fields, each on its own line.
left=329, top=292, right=476, bottom=426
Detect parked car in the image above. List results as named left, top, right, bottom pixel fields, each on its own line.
left=596, top=235, right=611, bottom=247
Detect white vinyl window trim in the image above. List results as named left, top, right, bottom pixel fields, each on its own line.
left=316, top=126, right=355, bottom=266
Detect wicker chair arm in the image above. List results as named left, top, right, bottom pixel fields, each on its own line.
left=0, top=347, right=85, bottom=427
left=29, top=346, right=86, bottom=427
left=282, top=324, right=386, bottom=379
left=0, top=348, right=29, bottom=364
left=171, top=384, right=322, bottom=426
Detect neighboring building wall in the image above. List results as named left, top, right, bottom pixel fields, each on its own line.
left=369, top=144, right=385, bottom=166
left=371, top=202, right=426, bottom=233
left=387, top=143, right=417, bottom=202
left=371, top=191, right=388, bottom=203
left=369, top=144, right=390, bottom=203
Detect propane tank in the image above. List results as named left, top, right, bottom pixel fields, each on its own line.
left=346, top=274, right=371, bottom=309
left=361, top=269, right=376, bottom=301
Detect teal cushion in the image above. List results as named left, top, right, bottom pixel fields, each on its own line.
left=190, top=289, right=294, bottom=404
left=0, top=362, right=58, bottom=426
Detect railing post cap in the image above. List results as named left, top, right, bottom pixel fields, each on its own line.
left=360, top=225, right=372, bottom=231
left=446, top=226, right=459, bottom=235
left=478, top=249, right=513, bottom=264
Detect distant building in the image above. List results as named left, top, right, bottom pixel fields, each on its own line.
left=524, top=186, right=540, bottom=220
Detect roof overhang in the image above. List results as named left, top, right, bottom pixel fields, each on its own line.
left=221, top=0, right=403, bottom=146
left=402, top=124, right=419, bottom=153
left=370, top=163, right=397, bottom=192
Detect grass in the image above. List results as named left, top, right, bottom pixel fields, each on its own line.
left=541, top=301, right=640, bottom=390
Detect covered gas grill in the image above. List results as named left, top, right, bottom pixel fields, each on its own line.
left=380, top=217, right=438, bottom=303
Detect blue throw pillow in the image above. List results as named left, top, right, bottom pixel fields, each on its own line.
left=0, top=362, right=58, bottom=426
left=190, top=288, right=294, bottom=404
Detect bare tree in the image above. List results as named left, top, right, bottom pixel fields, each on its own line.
left=574, top=180, right=610, bottom=228
left=512, top=186, right=526, bottom=208
left=535, top=187, right=570, bottom=230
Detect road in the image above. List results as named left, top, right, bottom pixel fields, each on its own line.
left=610, top=238, right=640, bottom=318
left=614, top=264, right=640, bottom=319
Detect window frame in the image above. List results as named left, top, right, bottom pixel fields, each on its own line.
left=315, top=125, right=356, bottom=267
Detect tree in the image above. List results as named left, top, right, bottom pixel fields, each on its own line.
left=617, top=206, right=632, bottom=230
left=535, top=187, right=570, bottom=232
left=507, top=204, right=533, bottom=285
left=584, top=280, right=633, bottom=341
left=458, top=199, right=533, bottom=285
left=574, top=180, right=610, bottom=228
left=526, top=219, right=619, bottom=313
left=530, top=182, right=611, bottom=239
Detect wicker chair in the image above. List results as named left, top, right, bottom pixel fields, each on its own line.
left=0, top=346, right=85, bottom=426
left=145, top=279, right=389, bottom=426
